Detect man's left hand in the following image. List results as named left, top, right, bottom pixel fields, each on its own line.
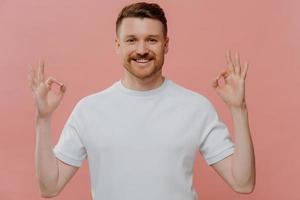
left=212, top=50, right=249, bottom=109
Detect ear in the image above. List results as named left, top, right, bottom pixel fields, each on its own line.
left=164, top=37, right=169, bottom=54
left=115, top=38, right=120, bottom=54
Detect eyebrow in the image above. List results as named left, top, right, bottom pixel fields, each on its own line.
left=147, top=35, right=160, bottom=38
left=125, top=34, right=160, bottom=38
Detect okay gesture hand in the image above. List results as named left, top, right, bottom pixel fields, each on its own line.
left=212, top=51, right=249, bottom=109
left=28, top=59, right=66, bottom=119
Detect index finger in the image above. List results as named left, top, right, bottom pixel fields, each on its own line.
left=225, top=50, right=235, bottom=73
left=45, top=76, right=64, bottom=86
left=38, top=59, right=45, bottom=83
left=235, top=52, right=241, bottom=75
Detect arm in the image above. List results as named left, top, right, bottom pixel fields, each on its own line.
left=210, top=51, right=256, bottom=193
left=211, top=104, right=255, bottom=193
left=29, top=60, right=79, bottom=197
left=35, top=116, right=79, bottom=197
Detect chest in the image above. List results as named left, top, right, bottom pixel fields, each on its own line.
left=84, top=102, right=202, bottom=159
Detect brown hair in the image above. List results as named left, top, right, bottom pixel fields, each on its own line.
left=116, top=2, right=168, bottom=37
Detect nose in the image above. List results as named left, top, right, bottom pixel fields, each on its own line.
left=135, top=41, right=149, bottom=55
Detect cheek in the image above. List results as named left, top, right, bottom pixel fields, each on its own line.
left=122, top=47, right=135, bottom=57
left=153, top=44, right=165, bottom=54
left=120, top=49, right=130, bottom=58
left=155, top=48, right=165, bottom=57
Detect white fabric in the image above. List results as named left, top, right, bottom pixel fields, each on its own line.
left=53, top=78, right=235, bottom=200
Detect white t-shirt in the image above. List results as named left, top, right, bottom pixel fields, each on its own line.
left=53, top=78, right=235, bottom=200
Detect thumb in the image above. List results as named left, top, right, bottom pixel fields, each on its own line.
left=212, top=76, right=219, bottom=88
left=60, top=84, right=67, bottom=94
left=212, top=81, right=223, bottom=96
left=53, top=85, right=66, bottom=104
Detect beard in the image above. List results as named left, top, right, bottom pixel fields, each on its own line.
left=123, top=53, right=164, bottom=80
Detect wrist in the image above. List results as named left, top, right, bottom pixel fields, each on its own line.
left=229, top=101, right=248, bottom=113
left=35, top=112, right=52, bottom=123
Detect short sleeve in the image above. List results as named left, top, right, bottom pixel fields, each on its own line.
left=53, top=102, right=87, bottom=167
left=199, top=99, right=235, bottom=165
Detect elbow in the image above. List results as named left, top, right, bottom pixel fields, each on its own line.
left=40, top=189, right=59, bottom=198
left=232, top=172, right=256, bottom=194
left=38, top=183, right=59, bottom=198
left=233, top=182, right=255, bottom=194
left=40, top=192, right=57, bottom=198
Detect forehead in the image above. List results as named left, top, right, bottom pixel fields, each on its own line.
left=118, top=17, right=164, bottom=38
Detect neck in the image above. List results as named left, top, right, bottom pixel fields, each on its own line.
left=121, top=71, right=165, bottom=91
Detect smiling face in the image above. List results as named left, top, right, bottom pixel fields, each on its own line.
left=116, top=17, right=169, bottom=80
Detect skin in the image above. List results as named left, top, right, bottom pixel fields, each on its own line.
left=211, top=51, right=256, bottom=193
left=115, top=17, right=169, bottom=91
left=28, top=61, right=77, bottom=197
left=28, top=60, right=66, bottom=119
left=28, top=17, right=255, bottom=197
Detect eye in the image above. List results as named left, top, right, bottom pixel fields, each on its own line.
left=148, top=38, right=157, bottom=43
left=126, top=38, right=136, bottom=43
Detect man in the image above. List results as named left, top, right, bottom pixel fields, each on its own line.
left=28, top=2, right=255, bottom=200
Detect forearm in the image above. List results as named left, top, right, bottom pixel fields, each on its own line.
left=230, top=104, right=256, bottom=190
left=35, top=115, right=59, bottom=196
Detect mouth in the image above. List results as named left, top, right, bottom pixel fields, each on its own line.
left=132, top=58, right=153, bottom=66
left=133, top=58, right=152, bottom=63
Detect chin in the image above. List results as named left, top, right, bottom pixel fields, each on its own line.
left=123, top=61, right=163, bottom=79
left=126, top=68, right=157, bottom=80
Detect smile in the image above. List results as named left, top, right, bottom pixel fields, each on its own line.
left=133, top=58, right=152, bottom=63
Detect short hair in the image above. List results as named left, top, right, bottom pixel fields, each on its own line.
left=116, top=2, right=168, bottom=38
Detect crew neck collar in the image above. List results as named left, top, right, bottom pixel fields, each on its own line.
left=114, top=78, right=170, bottom=97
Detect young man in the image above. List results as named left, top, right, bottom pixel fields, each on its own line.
left=28, top=2, right=255, bottom=200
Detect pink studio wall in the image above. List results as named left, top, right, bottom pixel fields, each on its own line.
left=0, top=0, right=299, bottom=199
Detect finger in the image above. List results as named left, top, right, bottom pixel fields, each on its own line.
left=222, top=68, right=231, bottom=78
left=28, top=66, right=38, bottom=90
left=212, top=76, right=219, bottom=88
left=27, top=69, right=35, bottom=90
left=215, top=71, right=228, bottom=86
left=38, top=59, right=45, bottom=83
left=31, top=65, right=38, bottom=84
left=212, top=70, right=227, bottom=88
left=220, top=71, right=228, bottom=84
left=235, top=52, right=241, bottom=75
left=60, top=84, right=67, bottom=93
left=45, top=76, right=64, bottom=89
left=241, top=62, right=249, bottom=80
left=226, top=50, right=235, bottom=73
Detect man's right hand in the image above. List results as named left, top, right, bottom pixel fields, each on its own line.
left=28, top=59, right=66, bottom=119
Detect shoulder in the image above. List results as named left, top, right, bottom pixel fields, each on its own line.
left=168, top=80, right=214, bottom=110
left=72, top=82, right=118, bottom=112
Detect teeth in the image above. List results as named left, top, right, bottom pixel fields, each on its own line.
left=136, top=59, right=150, bottom=63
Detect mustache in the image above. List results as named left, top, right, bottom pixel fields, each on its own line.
left=130, top=54, right=154, bottom=60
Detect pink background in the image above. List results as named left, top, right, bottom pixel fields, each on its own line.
left=0, top=0, right=299, bottom=199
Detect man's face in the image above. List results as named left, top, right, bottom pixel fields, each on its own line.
left=116, top=17, right=169, bottom=80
